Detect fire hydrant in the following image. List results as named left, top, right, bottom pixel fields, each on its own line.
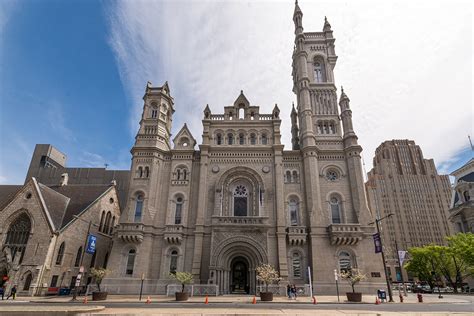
left=417, top=293, right=423, bottom=303
left=399, top=294, right=404, bottom=303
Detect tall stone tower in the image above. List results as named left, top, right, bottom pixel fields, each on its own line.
left=291, top=1, right=383, bottom=292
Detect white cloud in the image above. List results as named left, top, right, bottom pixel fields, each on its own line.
left=47, top=101, right=76, bottom=142
left=105, top=0, right=472, bottom=172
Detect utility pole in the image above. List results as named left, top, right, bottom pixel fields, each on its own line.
left=371, top=214, right=394, bottom=303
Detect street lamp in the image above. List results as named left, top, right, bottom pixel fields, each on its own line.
left=369, top=213, right=394, bottom=302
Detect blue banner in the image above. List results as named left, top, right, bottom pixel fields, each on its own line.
left=86, top=235, right=97, bottom=254
left=373, top=233, right=382, bottom=253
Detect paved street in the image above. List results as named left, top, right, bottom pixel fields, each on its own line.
left=1, top=294, right=472, bottom=315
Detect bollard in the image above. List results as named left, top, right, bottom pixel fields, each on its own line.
left=375, top=296, right=380, bottom=305
left=399, top=294, right=403, bottom=303
left=204, top=295, right=209, bottom=304
left=417, top=293, right=423, bottom=303
left=312, top=296, right=317, bottom=304
left=252, top=296, right=257, bottom=304
left=146, top=296, right=151, bottom=304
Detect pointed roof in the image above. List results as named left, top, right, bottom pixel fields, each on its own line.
left=291, top=102, right=297, bottom=115
left=323, top=16, right=332, bottom=32
left=294, top=0, right=302, bottom=17
left=233, top=90, right=250, bottom=108
left=173, top=123, right=197, bottom=149
left=162, top=81, right=170, bottom=94
left=339, top=86, right=350, bottom=103
left=203, top=104, right=211, bottom=113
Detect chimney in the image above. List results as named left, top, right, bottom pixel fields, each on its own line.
left=60, top=173, right=68, bottom=186
left=110, top=179, right=117, bottom=186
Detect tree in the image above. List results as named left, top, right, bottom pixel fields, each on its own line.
left=404, top=247, right=435, bottom=289
left=447, top=233, right=474, bottom=271
left=169, top=272, right=194, bottom=293
left=339, top=268, right=366, bottom=293
left=90, top=267, right=110, bottom=292
left=256, top=264, right=281, bottom=293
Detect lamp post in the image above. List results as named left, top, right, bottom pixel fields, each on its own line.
left=334, top=269, right=340, bottom=303
left=394, top=240, right=407, bottom=296
left=369, top=213, right=394, bottom=303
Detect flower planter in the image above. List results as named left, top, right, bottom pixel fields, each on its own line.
left=346, top=292, right=362, bottom=302
left=175, top=292, right=189, bottom=301
left=259, top=292, right=273, bottom=301
left=92, top=291, right=108, bottom=301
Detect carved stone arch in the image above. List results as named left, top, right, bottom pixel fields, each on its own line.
left=216, top=166, right=264, bottom=189
left=4, top=209, right=35, bottom=235
left=334, top=246, right=358, bottom=271
left=325, top=190, right=346, bottom=203
left=121, top=244, right=138, bottom=255
left=211, top=236, right=267, bottom=268
left=320, top=164, right=345, bottom=179
left=285, top=192, right=303, bottom=202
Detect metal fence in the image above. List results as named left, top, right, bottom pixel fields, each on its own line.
left=166, top=284, right=219, bottom=296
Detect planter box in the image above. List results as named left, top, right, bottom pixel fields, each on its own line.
left=260, top=292, right=273, bottom=301
left=346, top=292, right=362, bottom=302
left=175, top=292, right=189, bottom=301
left=92, top=291, right=108, bottom=301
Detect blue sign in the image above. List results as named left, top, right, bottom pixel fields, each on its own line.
left=373, top=233, right=382, bottom=253
left=86, top=235, right=97, bottom=254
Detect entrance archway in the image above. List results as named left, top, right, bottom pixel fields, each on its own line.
left=230, top=257, right=249, bottom=294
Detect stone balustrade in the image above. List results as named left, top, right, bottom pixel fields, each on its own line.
left=164, top=224, right=184, bottom=244
left=327, top=223, right=364, bottom=245
left=286, top=226, right=307, bottom=245
left=117, top=223, right=144, bottom=243
left=211, top=216, right=269, bottom=226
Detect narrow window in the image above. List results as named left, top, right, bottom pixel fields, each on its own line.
left=175, top=197, right=183, bottom=225
left=90, top=251, right=96, bottom=268
left=261, top=134, right=267, bottom=145
left=239, top=133, right=245, bottom=145
left=292, top=253, right=301, bottom=278
left=250, top=112, right=255, bottom=120
left=99, top=211, right=105, bottom=232
left=239, top=108, right=244, bottom=119
left=233, top=185, right=248, bottom=216
left=103, top=252, right=109, bottom=269
left=56, top=242, right=65, bottom=265
left=134, top=195, right=144, bottom=222
left=330, top=196, right=341, bottom=224
left=338, top=251, right=352, bottom=273
left=228, top=133, right=234, bottom=145
left=289, top=199, right=299, bottom=226
left=74, top=247, right=82, bottom=267
left=126, top=249, right=136, bottom=275
left=216, top=134, right=222, bottom=145
left=314, top=61, right=326, bottom=83
left=177, top=169, right=181, bottom=180
left=144, top=166, right=150, bottom=178
left=170, top=250, right=178, bottom=274
left=23, top=273, right=33, bottom=291
left=292, top=171, right=298, bottom=183
left=183, top=169, right=187, bottom=180
left=229, top=112, right=233, bottom=120
left=285, top=171, right=292, bottom=183
left=250, top=133, right=256, bottom=145
left=110, top=216, right=115, bottom=234
left=50, top=275, right=59, bottom=287
left=138, top=166, right=143, bottom=178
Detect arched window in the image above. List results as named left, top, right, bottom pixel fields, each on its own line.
left=74, top=247, right=82, bottom=267
left=285, top=170, right=292, bottom=183
left=289, top=199, right=299, bottom=226
left=338, top=251, right=352, bottom=273
left=5, top=213, right=31, bottom=264
left=463, top=191, right=470, bottom=202
left=292, top=252, right=302, bottom=278
left=134, top=194, right=144, bottom=222
left=175, top=197, right=183, bottom=225
left=137, top=166, right=143, bottom=178
left=170, top=250, right=178, bottom=274
left=216, top=134, right=222, bottom=145
left=314, top=60, right=326, bottom=83
left=144, top=166, right=150, bottom=178
left=89, top=250, right=96, bottom=268
left=177, top=169, right=181, bottom=180
left=261, top=134, right=268, bottom=145
left=292, top=171, right=299, bottom=183
left=104, top=212, right=111, bottom=234
left=233, top=185, right=248, bottom=216
left=228, top=133, right=234, bottom=145
left=103, top=252, right=109, bottom=269
left=110, top=216, right=115, bottom=235
left=126, top=249, right=136, bottom=275
left=239, top=133, right=245, bottom=145
left=239, top=108, right=244, bottom=119
left=229, top=112, right=233, bottom=120
left=23, top=273, right=33, bottom=291
left=183, top=169, right=187, bottom=180
left=99, top=211, right=105, bottom=232
left=56, top=242, right=65, bottom=265
left=330, top=196, right=342, bottom=224
left=250, top=133, right=256, bottom=145
left=151, top=108, right=158, bottom=118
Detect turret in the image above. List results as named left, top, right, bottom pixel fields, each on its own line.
left=291, top=103, right=300, bottom=150
left=293, top=0, right=303, bottom=35
left=339, top=87, right=356, bottom=140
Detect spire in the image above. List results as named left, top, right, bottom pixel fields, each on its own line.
left=339, top=86, right=350, bottom=103
left=291, top=102, right=297, bottom=115
left=293, top=0, right=303, bottom=33
left=203, top=104, right=211, bottom=119
left=323, top=16, right=332, bottom=32
left=272, top=103, right=280, bottom=119
left=294, top=0, right=302, bottom=16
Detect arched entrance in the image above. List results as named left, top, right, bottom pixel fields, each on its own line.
left=230, top=257, right=249, bottom=294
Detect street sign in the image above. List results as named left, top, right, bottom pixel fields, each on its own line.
left=373, top=233, right=382, bottom=253
left=86, top=235, right=97, bottom=254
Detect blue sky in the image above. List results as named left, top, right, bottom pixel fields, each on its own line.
left=0, top=0, right=472, bottom=184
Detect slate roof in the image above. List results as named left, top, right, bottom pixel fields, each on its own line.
left=0, top=185, right=22, bottom=210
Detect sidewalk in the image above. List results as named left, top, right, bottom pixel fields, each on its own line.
left=26, top=293, right=472, bottom=304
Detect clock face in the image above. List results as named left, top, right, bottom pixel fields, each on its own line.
left=326, top=170, right=338, bottom=181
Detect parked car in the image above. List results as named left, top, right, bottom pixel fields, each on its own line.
left=413, top=285, right=433, bottom=293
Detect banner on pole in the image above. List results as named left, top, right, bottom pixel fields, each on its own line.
left=86, top=235, right=97, bottom=254
left=373, top=233, right=382, bottom=253
left=398, top=250, right=407, bottom=265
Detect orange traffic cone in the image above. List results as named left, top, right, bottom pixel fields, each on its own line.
left=312, top=296, right=317, bottom=304
left=204, top=295, right=209, bottom=304
left=252, top=296, right=257, bottom=304
left=83, top=296, right=88, bottom=304
left=375, top=296, right=380, bottom=305
left=146, top=296, right=151, bottom=304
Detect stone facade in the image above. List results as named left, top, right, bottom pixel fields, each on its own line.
left=103, top=3, right=384, bottom=295
left=0, top=178, right=120, bottom=296
left=365, top=140, right=453, bottom=283
left=448, top=158, right=474, bottom=234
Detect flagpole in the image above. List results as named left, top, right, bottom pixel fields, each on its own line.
left=395, top=240, right=407, bottom=296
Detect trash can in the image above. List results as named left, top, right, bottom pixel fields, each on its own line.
left=377, top=289, right=387, bottom=302
left=59, top=288, right=71, bottom=296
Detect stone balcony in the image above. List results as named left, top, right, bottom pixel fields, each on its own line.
left=211, top=216, right=269, bottom=227
left=327, top=224, right=364, bottom=245
left=286, top=226, right=307, bottom=245
left=164, top=224, right=184, bottom=244
left=117, top=223, right=144, bottom=243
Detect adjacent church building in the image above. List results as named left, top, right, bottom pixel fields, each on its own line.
left=104, top=2, right=384, bottom=295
